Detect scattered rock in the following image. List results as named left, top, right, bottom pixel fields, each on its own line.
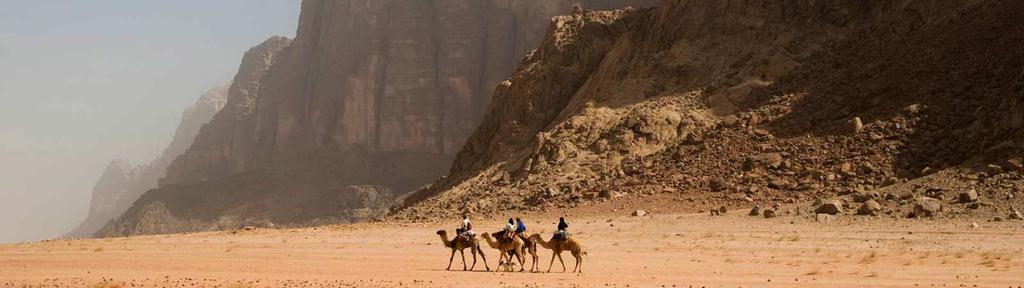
left=958, top=189, right=978, bottom=203
left=744, top=153, right=784, bottom=170
left=906, top=104, right=923, bottom=114
left=853, top=191, right=879, bottom=203
left=852, top=117, right=864, bottom=134
left=814, top=200, right=844, bottom=215
left=749, top=206, right=761, bottom=216
left=1000, top=158, right=1023, bottom=171
left=969, top=222, right=980, bottom=229
left=856, top=200, right=882, bottom=216
left=1010, top=207, right=1023, bottom=220
left=815, top=213, right=836, bottom=223
left=709, top=178, right=727, bottom=192
left=718, top=206, right=728, bottom=214
left=910, top=197, right=942, bottom=218
left=631, top=210, right=648, bottom=217
left=762, top=209, right=777, bottom=218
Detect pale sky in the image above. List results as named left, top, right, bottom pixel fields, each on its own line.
left=0, top=0, right=300, bottom=243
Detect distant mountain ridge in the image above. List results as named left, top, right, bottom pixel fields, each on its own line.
left=66, top=84, right=228, bottom=238
left=99, top=0, right=656, bottom=237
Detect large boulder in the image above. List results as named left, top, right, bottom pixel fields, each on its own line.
left=856, top=200, right=882, bottom=216
left=911, top=197, right=942, bottom=218
left=744, top=153, right=784, bottom=170
left=814, top=199, right=844, bottom=215
left=749, top=206, right=761, bottom=216
left=958, top=189, right=979, bottom=203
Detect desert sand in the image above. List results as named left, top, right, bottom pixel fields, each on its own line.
left=2, top=210, right=1022, bottom=288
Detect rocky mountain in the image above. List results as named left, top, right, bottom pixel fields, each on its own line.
left=394, top=0, right=1024, bottom=220
left=100, top=0, right=655, bottom=237
left=66, top=84, right=228, bottom=237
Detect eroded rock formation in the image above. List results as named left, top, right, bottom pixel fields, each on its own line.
left=393, top=0, right=1024, bottom=220
left=102, top=0, right=654, bottom=237
left=66, top=84, right=228, bottom=237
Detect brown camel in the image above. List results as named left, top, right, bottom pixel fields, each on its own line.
left=436, top=230, right=489, bottom=271
left=528, top=233, right=585, bottom=273
left=481, top=232, right=525, bottom=272
left=518, top=233, right=540, bottom=272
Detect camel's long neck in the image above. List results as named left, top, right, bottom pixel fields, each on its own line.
left=439, top=233, right=452, bottom=248
left=482, top=234, right=500, bottom=249
left=534, top=236, right=556, bottom=249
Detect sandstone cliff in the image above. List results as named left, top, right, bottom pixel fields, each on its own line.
left=394, top=0, right=1024, bottom=220
left=66, top=84, right=228, bottom=237
left=102, top=0, right=654, bottom=237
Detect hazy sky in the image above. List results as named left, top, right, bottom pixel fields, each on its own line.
left=0, top=0, right=300, bottom=243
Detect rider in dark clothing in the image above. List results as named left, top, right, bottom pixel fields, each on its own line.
left=554, top=217, right=569, bottom=240
left=515, top=218, right=526, bottom=234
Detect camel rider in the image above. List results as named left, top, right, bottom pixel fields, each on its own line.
left=515, top=218, right=527, bottom=241
left=504, top=218, right=516, bottom=241
left=554, top=217, right=569, bottom=241
left=458, top=215, right=474, bottom=240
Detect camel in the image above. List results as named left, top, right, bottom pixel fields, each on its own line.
left=481, top=232, right=525, bottom=272
left=529, top=233, right=585, bottom=273
left=435, top=230, right=489, bottom=271
left=518, top=233, right=540, bottom=272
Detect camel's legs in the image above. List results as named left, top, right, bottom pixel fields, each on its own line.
left=460, top=250, right=467, bottom=271
left=547, top=251, right=557, bottom=273
left=470, top=247, right=478, bottom=271
left=446, top=250, right=456, bottom=270
left=557, top=253, right=566, bottom=272
left=495, top=251, right=506, bottom=272
left=477, top=246, right=490, bottom=271
left=515, top=249, right=526, bottom=272
left=573, top=253, right=582, bottom=273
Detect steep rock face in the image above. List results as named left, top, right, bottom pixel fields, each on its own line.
left=102, top=0, right=654, bottom=237
left=394, top=0, right=1024, bottom=219
left=66, top=161, right=134, bottom=238
left=66, top=84, right=228, bottom=237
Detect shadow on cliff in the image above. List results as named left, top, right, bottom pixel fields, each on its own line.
left=760, top=0, right=1024, bottom=178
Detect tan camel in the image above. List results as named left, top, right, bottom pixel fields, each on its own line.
left=518, top=233, right=540, bottom=272
left=436, top=230, right=489, bottom=271
left=528, top=233, right=585, bottom=273
left=481, top=232, right=525, bottom=272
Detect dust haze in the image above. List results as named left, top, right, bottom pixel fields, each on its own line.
left=0, top=0, right=299, bottom=243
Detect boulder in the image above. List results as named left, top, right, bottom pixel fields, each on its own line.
left=744, top=153, right=784, bottom=170
left=749, top=206, right=761, bottom=216
left=709, top=178, right=727, bottom=192
left=853, top=191, right=879, bottom=203
left=1010, top=207, right=1023, bottom=220
left=856, top=200, right=882, bottom=216
left=815, top=213, right=836, bottom=223
left=852, top=117, right=864, bottom=134
left=631, top=210, right=648, bottom=217
left=910, top=197, right=942, bottom=218
left=763, top=209, right=777, bottom=218
left=717, top=206, right=728, bottom=215
left=814, top=200, right=844, bottom=215
left=958, top=189, right=978, bottom=203
left=1000, top=158, right=1023, bottom=171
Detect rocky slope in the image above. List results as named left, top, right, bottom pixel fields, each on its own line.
left=100, top=0, right=654, bottom=237
left=66, top=84, right=228, bottom=238
left=394, top=0, right=1024, bottom=221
